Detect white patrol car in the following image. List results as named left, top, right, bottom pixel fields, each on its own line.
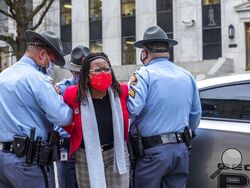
left=189, top=72, right=250, bottom=188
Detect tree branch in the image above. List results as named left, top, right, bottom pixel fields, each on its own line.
left=4, top=0, right=16, bottom=19
left=30, top=0, right=48, bottom=18
left=30, top=0, right=54, bottom=30
left=4, top=0, right=13, bottom=7
left=0, top=8, right=14, bottom=19
left=0, top=34, right=15, bottom=46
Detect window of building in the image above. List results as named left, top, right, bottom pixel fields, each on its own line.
left=122, top=37, right=136, bottom=65
left=202, top=0, right=221, bottom=60
left=90, top=40, right=102, bottom=53
left=200, top=84, right=250, bottom=121
left=60, top=0, right=72, bottom=54
left=121, top=0, right=135, bottom=17
left=121, top=0, right=136, bottom=65
left=157, top=0, right=174, bottom=61
left=203, top=0, right=220, bottom=5
left=89, top=0, right=102, bottom=21
left=89, top=0, right=102, bottom=52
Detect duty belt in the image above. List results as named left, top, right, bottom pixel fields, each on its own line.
left=142, top=132, right=184, bottom=149
left=0, top=130, right=61, bottom=166
left=0, top=142, right=13, bottom=152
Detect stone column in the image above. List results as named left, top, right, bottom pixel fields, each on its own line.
left=135, top=0, right=157, bottom=65
left=72, top=0, right=89, bottom=48
left=102, top=0, right=121, bottom=66
left=222, top=0, right=245, bottom=72
left=174, top=0, right=201, bottom=63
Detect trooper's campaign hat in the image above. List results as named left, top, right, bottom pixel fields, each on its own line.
left=133, top=25, right=178, bottom=48
left=64, top=45, right=91, bottom=72
left=25, top=30, right=65, bottom=66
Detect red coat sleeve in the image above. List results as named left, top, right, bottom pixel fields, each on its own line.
left=63, top=86, right=78, bottom=135
left=120, top=83, right=129, bottom=142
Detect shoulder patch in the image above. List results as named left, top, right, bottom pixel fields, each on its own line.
left=129, top=87, right=136, bottom=98
left=128, top=74, right=138, bottom=86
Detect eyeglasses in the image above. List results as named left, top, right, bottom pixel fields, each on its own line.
left=89, top=67, right=112, bottom=73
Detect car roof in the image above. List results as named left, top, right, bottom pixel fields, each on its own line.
left=197, top=72, right=250, bottom=89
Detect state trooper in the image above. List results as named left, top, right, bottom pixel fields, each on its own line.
left=56, top=45, right=90, bottom=188
left=127, top=25, right=202, bottom=188
left=57, top=45, right=91, bottom=95
left=0, top=30, right=73, bottom=188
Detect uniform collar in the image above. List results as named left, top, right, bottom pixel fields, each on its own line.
left=148, top=57, right=170, bottom=66
left=20, top=55, right=41, bottom=71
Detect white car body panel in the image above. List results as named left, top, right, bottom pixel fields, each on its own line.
left=197, top=73, right=250, bottom=89
left=199, top=119, right=250, bottom=134
left=189, top=72, right=250, bottom=188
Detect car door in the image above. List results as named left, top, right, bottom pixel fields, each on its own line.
left=189, top=82, right=250, bottom=188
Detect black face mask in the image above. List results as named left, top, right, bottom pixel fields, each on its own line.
left=140, top=50, right=148, bottom=65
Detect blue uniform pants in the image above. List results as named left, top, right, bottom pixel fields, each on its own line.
left=135, top=143, right=189, bottom=188
left=0, top=151, right=55, bottom=188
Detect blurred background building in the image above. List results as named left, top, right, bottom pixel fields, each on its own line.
left=1, top=0, right=250, bottom=81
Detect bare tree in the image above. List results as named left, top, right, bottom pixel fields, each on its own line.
left=0, top=0, right=54, bottom=60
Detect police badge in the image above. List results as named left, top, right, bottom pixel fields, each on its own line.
left=129, top=87, right=136, bottom=98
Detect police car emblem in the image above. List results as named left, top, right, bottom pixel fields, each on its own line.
left=74, top=108, right=80, bottom=114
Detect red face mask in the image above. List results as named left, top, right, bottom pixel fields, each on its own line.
left=89, top=72, right=112, bottom=91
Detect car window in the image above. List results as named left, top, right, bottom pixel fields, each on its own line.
left=200, top=83, right=250, bottom=121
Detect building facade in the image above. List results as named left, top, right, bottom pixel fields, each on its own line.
left=0, top=0, right=13, bottom=71
left=1, top=0, right=250, bottom=81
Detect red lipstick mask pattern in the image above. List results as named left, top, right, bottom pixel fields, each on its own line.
left=89, top=72, right=112, bottom=91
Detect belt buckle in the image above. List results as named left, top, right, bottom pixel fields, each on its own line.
left=160, top=135, right=168, bottom=144
left=0, top=143, right=3, bottom=150
left=176, top=133, right=182, bottom=142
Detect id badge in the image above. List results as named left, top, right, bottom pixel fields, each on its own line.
left=60, top=149, right=68, bottom=161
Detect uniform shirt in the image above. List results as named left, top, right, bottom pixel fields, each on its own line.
left=57, top=77, right=76, bottom=95
left=127, top=58, right=201, bottom=137
left=54, top=125, right=70, bottom=138
left=0, top=56, right=73, bottom=142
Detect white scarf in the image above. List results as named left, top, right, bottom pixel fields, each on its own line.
left=80, top=88, right=127, bottom=188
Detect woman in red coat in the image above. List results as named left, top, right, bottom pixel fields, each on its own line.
left=63, top=52, right=129, bottom=188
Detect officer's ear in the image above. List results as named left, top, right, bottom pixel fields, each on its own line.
left=38, top=49, right=47, bottom=62
left=35, top=49, right=46, bottom=67
left=140, top=49, right=148, bottom=63
left=144, top=50, right=148, bottom=59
